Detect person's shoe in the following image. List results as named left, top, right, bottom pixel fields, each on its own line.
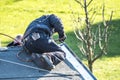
left=32, top=53, right=55, bottom=71
left=41, top=54, right=55, bottom=70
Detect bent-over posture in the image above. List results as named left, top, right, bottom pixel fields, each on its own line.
left=22, top=14, right=66, bottom=70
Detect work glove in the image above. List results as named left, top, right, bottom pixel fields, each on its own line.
left=59, top=33, right=66, bottom=42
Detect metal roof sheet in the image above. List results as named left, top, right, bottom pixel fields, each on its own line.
left=0, top=43, right=96, bottom=80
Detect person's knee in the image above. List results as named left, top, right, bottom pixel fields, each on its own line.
left=44, top=51, right=66, bottom=65
left=55, top=51, right=66, bottom=60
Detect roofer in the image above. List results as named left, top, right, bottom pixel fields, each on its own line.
left=22, top=14, right=66, bottom=70
left=7, top=34, right=23, bottom=47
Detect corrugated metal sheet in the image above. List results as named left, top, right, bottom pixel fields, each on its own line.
left=0, top=43, right=96, bottom=80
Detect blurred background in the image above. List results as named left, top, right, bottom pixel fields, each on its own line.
left=0, top=0, right=120, bottom=80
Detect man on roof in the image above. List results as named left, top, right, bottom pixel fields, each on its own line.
left=22, top=14, right=66, bottom=70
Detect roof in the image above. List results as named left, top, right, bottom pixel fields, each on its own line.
left=0, top=43, right=96, bottom=80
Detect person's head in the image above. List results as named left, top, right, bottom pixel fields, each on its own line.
left=14, top=34, right=23, bottom=43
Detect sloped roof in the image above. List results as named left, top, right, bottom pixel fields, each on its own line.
left=0, top=44, right=96, bottom=80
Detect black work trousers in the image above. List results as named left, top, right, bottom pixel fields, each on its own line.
left=24, top=31, right=66, bottom=65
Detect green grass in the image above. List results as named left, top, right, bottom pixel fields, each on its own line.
left=0, top=0, right=120, bottom=80
left=93, top=56, right=120, bottom=80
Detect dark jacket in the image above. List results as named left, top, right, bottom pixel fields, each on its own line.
left=23, top=14, right=65, bottom=39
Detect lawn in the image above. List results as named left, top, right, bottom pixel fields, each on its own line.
left=0, top=0, right=120, bottom=80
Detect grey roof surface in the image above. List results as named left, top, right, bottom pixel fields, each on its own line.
left=0, top=46, right=82, bottom=80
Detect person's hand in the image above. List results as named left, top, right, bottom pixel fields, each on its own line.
left=59, top=34, right=66, bottom=42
